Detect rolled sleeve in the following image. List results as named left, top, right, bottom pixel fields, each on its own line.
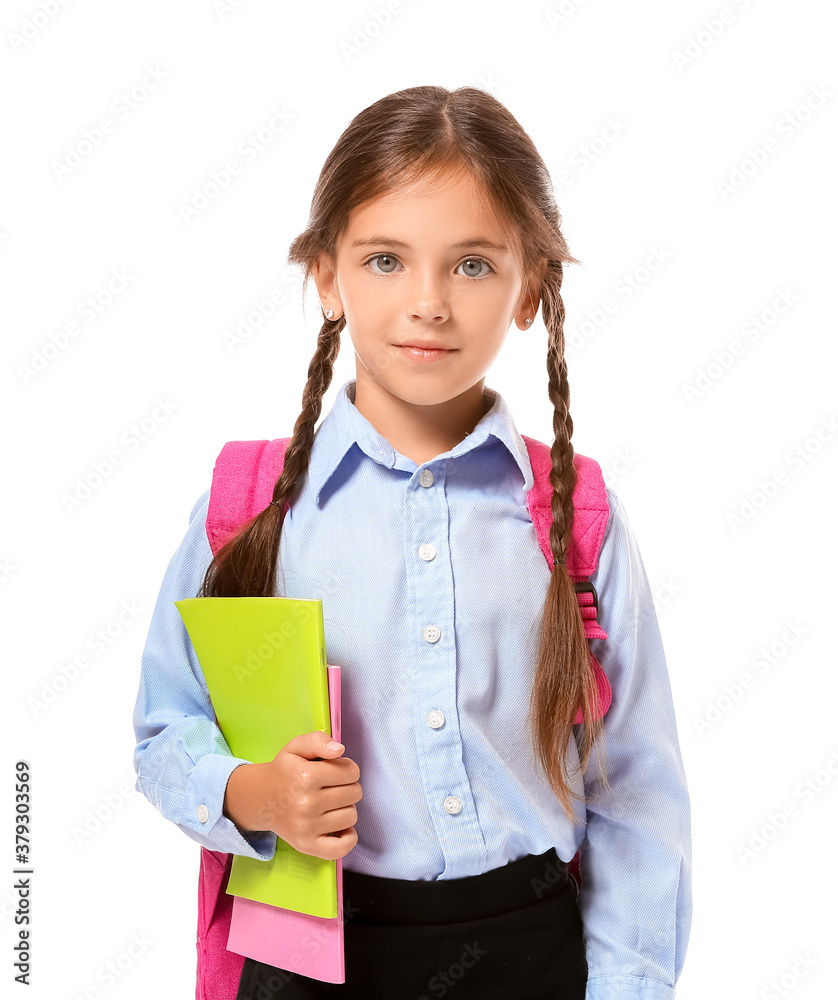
left=586, top=976, right=680, bottom=1000
left=131, top=488, right=277, bottom=861
left=580, top=490, right=692, bottom=998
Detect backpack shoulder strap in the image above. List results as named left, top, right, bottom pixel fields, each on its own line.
left=199, top=438, right=293, bottom=1000
left=521, top=435, right=609, bottom=630
left=521, top=435, right=612, bottom=722
left=206, top=438, right=292, bottom=556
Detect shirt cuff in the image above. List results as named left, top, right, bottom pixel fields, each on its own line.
left=586, top=976, right=676, bottom=1000
left=182, top=753, right=277, bottom=860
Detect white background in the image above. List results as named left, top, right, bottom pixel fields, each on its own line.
left=2, top=1, right=837, bottom=997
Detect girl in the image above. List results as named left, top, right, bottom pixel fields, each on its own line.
left=133, top=85, right=692, bottom=1000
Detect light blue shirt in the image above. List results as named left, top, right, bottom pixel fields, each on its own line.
left=133, top=378, right=691, bottom=999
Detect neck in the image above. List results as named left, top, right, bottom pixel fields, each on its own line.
left=350, top=379, right=492, bottom=466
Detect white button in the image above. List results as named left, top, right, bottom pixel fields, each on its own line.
left=196, top=805, right=209, bottom=823
left=422, top=624, right=441, bottom=643
left=418, top=543, right=436, bottom=561
left=419, top=469, right=434, bottom=487
left=426, top=710, right=445, bottom=729
left=444, top=796, right=463, bottom=815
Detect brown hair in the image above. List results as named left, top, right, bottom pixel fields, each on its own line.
left=199, top=85, right=607, bottom=821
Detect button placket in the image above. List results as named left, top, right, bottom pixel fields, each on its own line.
left=406, top=462, right=483, bottom=868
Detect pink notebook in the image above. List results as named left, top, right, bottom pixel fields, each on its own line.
left=226, top=664, right=345, bottom=983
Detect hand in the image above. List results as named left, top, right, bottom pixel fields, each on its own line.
left=223, top=730, right=362, bottom=861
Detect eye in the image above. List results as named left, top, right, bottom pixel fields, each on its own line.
left=457, top=257, right=494, bottom=279
left=365, top=253, right=402, bottom=276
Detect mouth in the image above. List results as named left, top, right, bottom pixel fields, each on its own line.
left=395, top=344, right=457, bottom=363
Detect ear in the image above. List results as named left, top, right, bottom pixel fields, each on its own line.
left=312, top=253, right=342, bottom=321
left=514, top=258, right=548, bottom=330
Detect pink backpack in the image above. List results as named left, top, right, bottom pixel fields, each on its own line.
left=194, top=435, right=611, bottom=999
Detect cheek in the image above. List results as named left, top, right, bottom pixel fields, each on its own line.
left=483, top=337, right=511, bottom=369
left=349, top=330, right=393, bottom=377
left=471, top=283, right=516, bottom=321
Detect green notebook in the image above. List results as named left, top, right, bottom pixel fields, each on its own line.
left=175, top=596, right=337, bottom=919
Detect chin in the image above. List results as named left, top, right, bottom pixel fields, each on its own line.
left=384, top=381, right=457, bottom=405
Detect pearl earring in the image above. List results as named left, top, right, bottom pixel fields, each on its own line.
left=325, top=308, right=334, bottom=319
left=524, top=317, right=532, bottom=327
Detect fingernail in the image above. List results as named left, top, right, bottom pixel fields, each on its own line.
left=326, top=741, right=343, bottom=751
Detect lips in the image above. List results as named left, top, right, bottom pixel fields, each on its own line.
left=396, top=343, right=454, bottom=350
left=395, top=344, right=457, bottom=364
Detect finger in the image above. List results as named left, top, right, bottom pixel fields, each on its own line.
left=282, top=729, right=345, bottom=762
left=317, top=757, right=361, bottom=787
left=312, top=827, right=358, bottom=860
left=317, top=804, right=358, bottom=836
left=317, top=782, right=363, bottom=814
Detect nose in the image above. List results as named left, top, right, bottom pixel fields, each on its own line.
left=408, top=268, right=450, bottom=323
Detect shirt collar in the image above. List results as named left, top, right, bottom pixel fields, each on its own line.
left=307, top=379, right=534, bottom=504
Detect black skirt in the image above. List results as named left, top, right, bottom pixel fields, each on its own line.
left=235, top=846, right=587, bottom=1000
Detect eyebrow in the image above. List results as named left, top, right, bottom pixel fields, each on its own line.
left=349, top=235, right=510, bottom=253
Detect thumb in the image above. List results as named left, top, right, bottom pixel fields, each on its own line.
left=282, top=729, right=344, bottom=761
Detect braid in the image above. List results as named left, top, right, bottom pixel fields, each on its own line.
left=271, top=316, right=344, bottom=509
left=529, top=258, right=608, bottom=822
left=199, top=315, right=343, bottom=600
left=544, top=261, right=577, bottom=566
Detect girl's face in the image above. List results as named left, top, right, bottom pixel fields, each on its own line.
left=315, top=167, right=540, bottom=417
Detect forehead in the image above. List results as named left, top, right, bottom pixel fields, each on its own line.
left=342, top=166, right=521, bottom=254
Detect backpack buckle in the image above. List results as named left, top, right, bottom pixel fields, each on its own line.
left=573, top=581, right=599, bottom=615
